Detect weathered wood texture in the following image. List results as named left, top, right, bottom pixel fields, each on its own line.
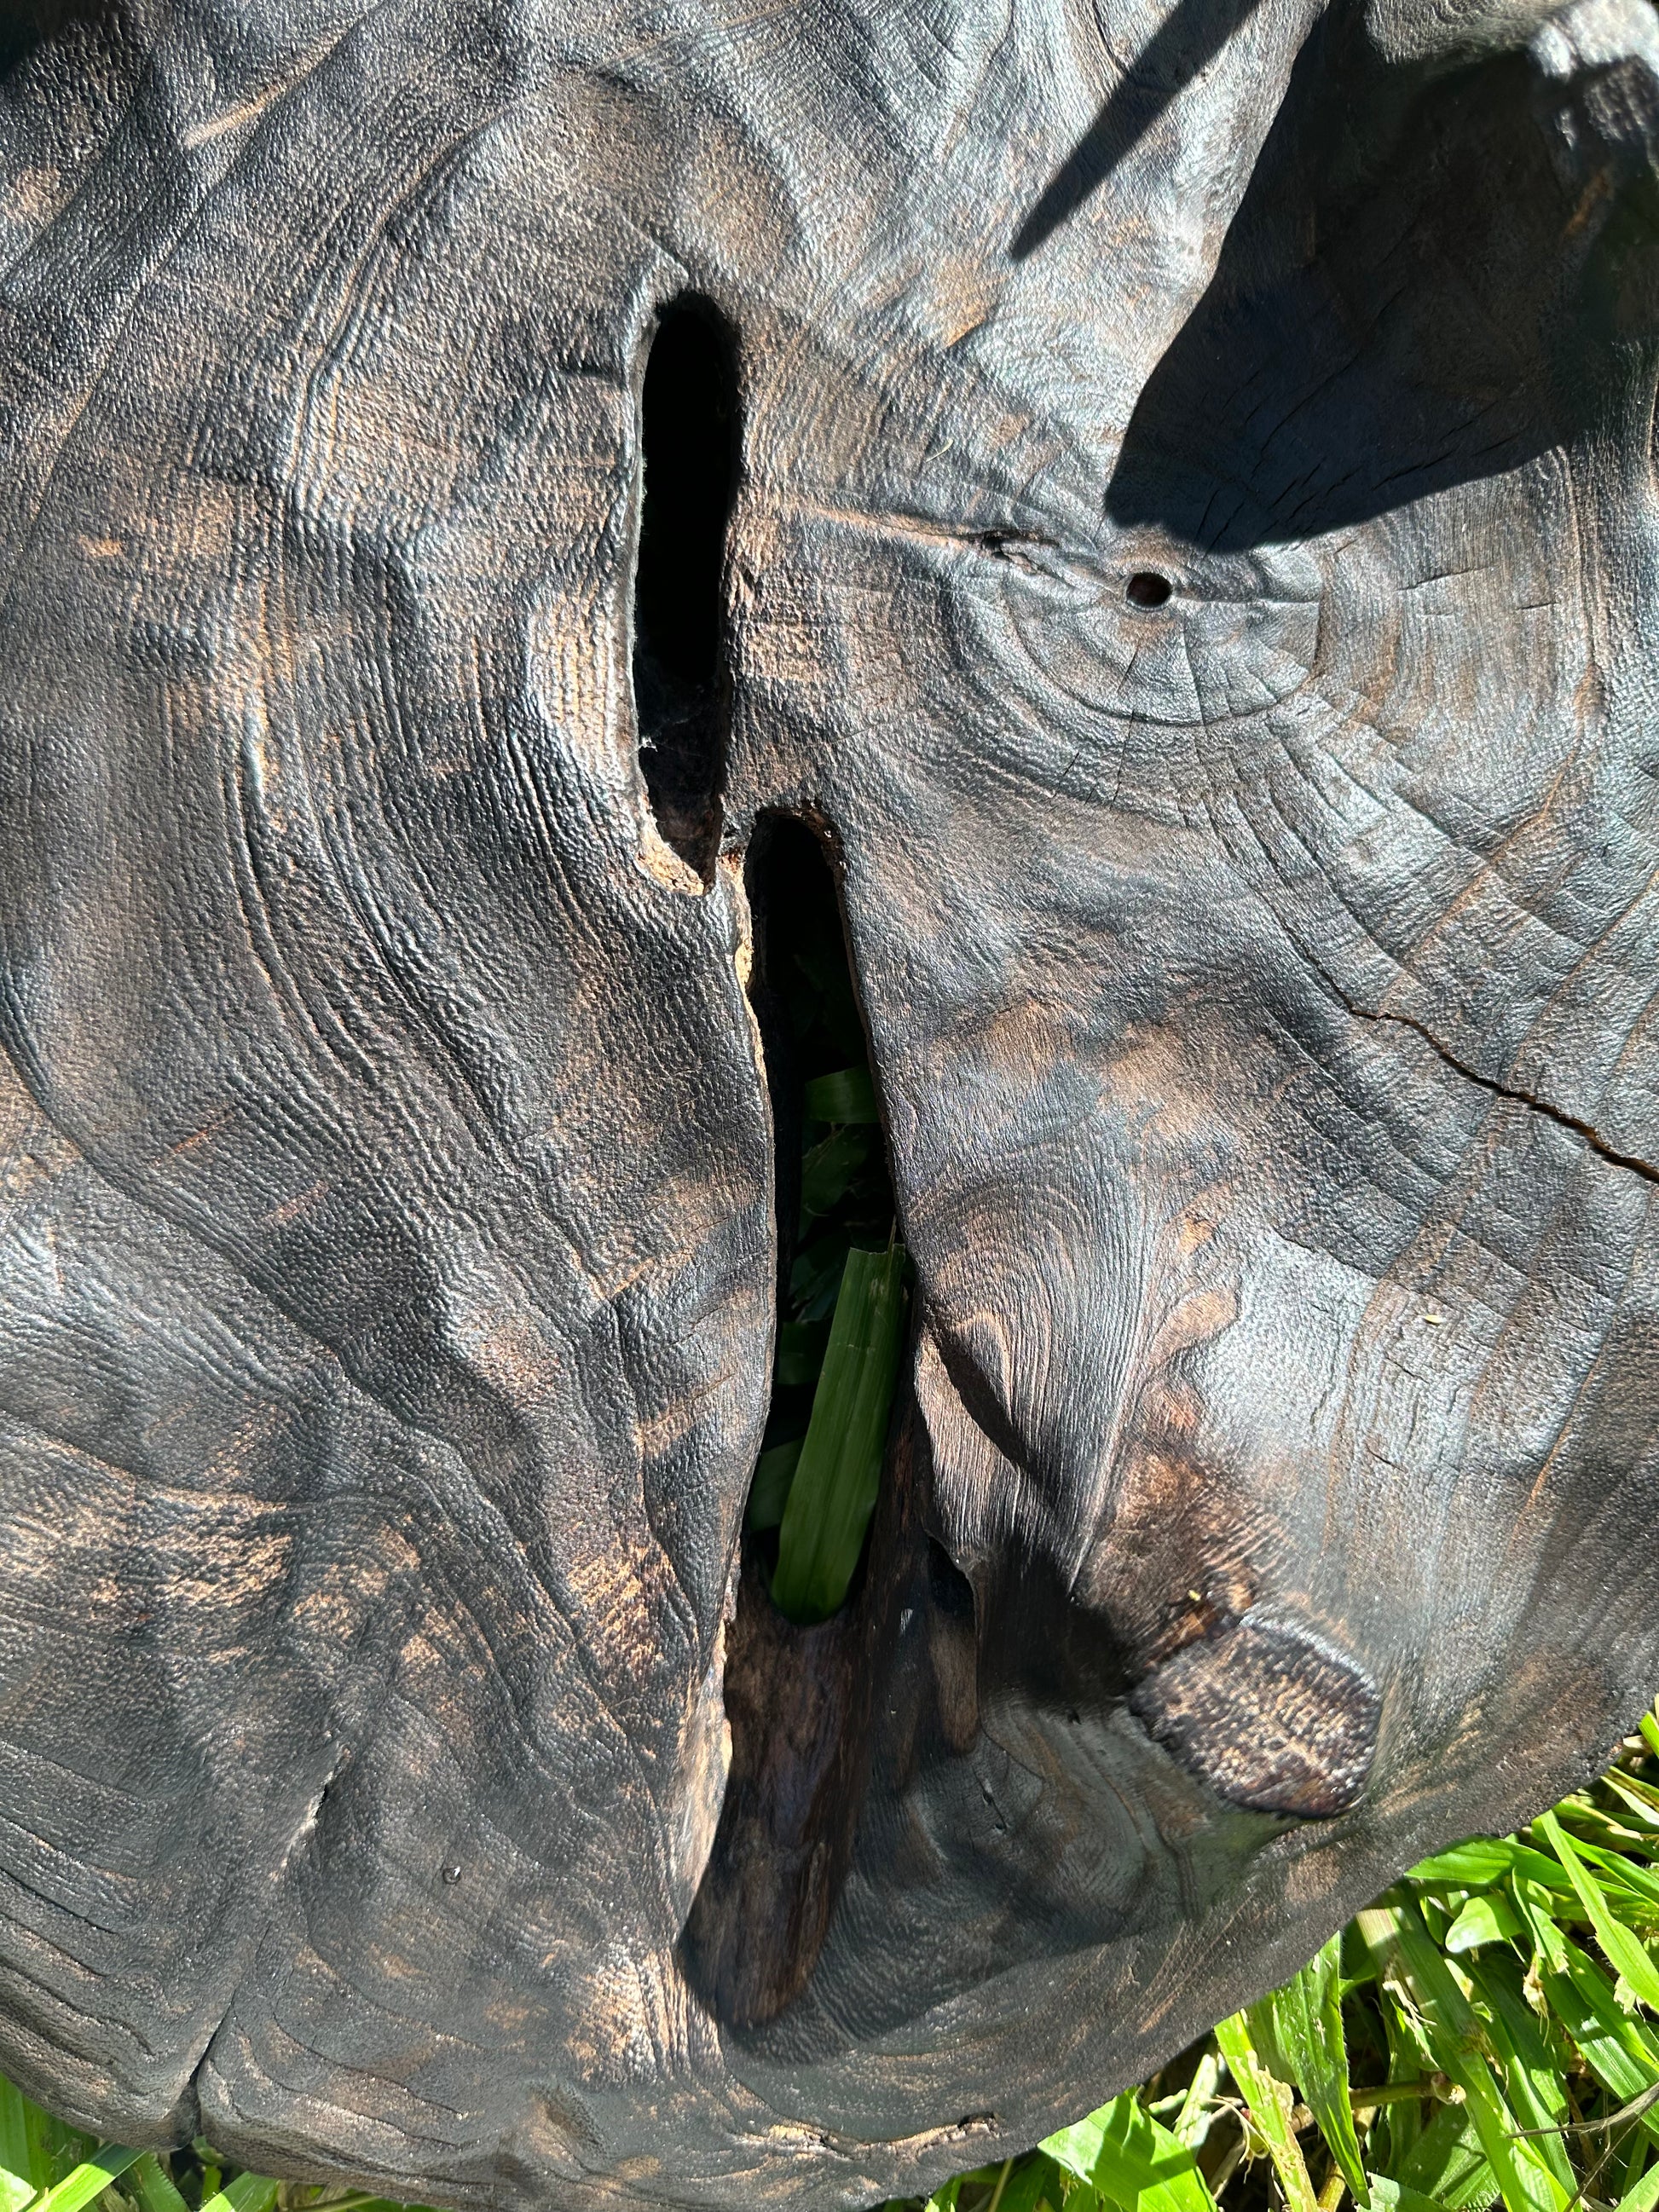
left=2, top=0, right=1658, bottom=2204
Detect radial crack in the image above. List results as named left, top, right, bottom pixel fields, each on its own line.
left=1365, top=1007, right=1658, bottom=1187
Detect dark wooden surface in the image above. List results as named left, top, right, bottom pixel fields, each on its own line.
left=2, top=0, right=1658, bottom=2204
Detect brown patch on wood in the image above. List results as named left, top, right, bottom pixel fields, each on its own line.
left=637, top=818, right=707, bottom=897
left=679, top=1552, right=868, bottom=2028
left=1130, top=1615, right=1380, bottom=1818
left=870, top=2115, right=998, bottom=2157
left=682, top=1406, right=924, bottom=2029
left=665, top=1627, right=734, bottom=1926
left=1144, top=1285, right=1238, bottom=1370
left=1077, top=1437, right=1265, bottom=1673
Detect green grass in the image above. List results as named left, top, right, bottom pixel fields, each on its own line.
left=743, top=827, right=910, bottom=1626
left=768, top=1235, right=907, bottom=1624
left=745, top=1037, right=909, bottom=1625
left=6, top=1719, right=1659, bottom=2212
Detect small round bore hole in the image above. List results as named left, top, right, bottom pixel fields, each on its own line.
left=1125, top=570, right=1173, bottom=608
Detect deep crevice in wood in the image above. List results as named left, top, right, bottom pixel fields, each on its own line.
left=681, top=1402, right=929, bottom=2031
left=680, top=817, right=905, bottom=2027
left=632, top=296, right=738, bottom=880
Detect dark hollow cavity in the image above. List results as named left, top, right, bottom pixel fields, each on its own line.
left=1125, top=569, right=1173, bottom=606
left=631, top=297, right=740, bottom=879
left=927, top=1535, right=976, bottom=1622
left=738, top=817, right=896, bottom=1583
left=681, top=817, right=905, bottom=2026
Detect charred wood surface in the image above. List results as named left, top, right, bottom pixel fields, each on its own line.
left=1, top=0, right=1658, bottom=2205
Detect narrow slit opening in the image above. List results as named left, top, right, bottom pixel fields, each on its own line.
left=681, top=815, right=910, bottom=2026
left=740, top=817, right=899, bottom=1620
left=631, top=297, right=739, bottom=880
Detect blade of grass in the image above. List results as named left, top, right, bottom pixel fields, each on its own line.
left=799, top=1128, right=870, bottom=1223
left=1616, top=2126, right=1651, bottom=2207
left=1248, top=1938, right=1369, bottom=2205
left=1550, top=1799, right=1658, bottom=1860
left=745, top=1437, right=802, bottom=1531
left=997, top=2152, right=1066, bottom=2212
left=1616, top=2156, right=1659, bottom=2212
left=1537, top=1812, right=1659, bottom=2012
left=0, top=2153, right=27, bottom=2209
left=1390, top=2101, right=1498, bottom=2209
left=124, top=2156, right=187, bottom=2212
left=1357, top=1900, right=1569, bottom=2212
left=0, top=2081, right=49, bottom=2212
left=1460, top=1955, right=1574, bottom=2196
left=1215, top=2012, right=1319, bottom=2212
left=1371, top=1984, right=1437, bottom=2174
left=802, top=1068, right=879, bottom=1123
left=1371, top=2176, right=1460, bottom=2212
left=27, top=2148, right=141, bottom=2212
left=197, top=2175, right=280, bottom=2212
left=0, top=2085, right=89, bottom=2212
left=1528, top=1924, right=1659, bottom=2136
left=771, top=1243, right=906, bottom=1625
left=1043, top=2090, right=1220, bottom=2212
left=1174, top=2053, right=1223, bottom=2150
left=1605, top=1774, right=1659, bottom=1834
left=1367, top=2174, right=1469, bottom=2212
left=1410, top=1843, right=1574, bottom=1899
left=1444, top=1895, right=1523, bottom=1954
left=1561, top=1837, right=1659, bottom=1915
left=192, top=2148, right=220, bottom=2208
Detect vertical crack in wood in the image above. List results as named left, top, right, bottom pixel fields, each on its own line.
left=631, top=297, right=739, bottom=881
left=679, top=820, right=910, bottom=2028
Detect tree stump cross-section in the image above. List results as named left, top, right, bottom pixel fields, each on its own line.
left=0, top=0, right=1657, bottom=2205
